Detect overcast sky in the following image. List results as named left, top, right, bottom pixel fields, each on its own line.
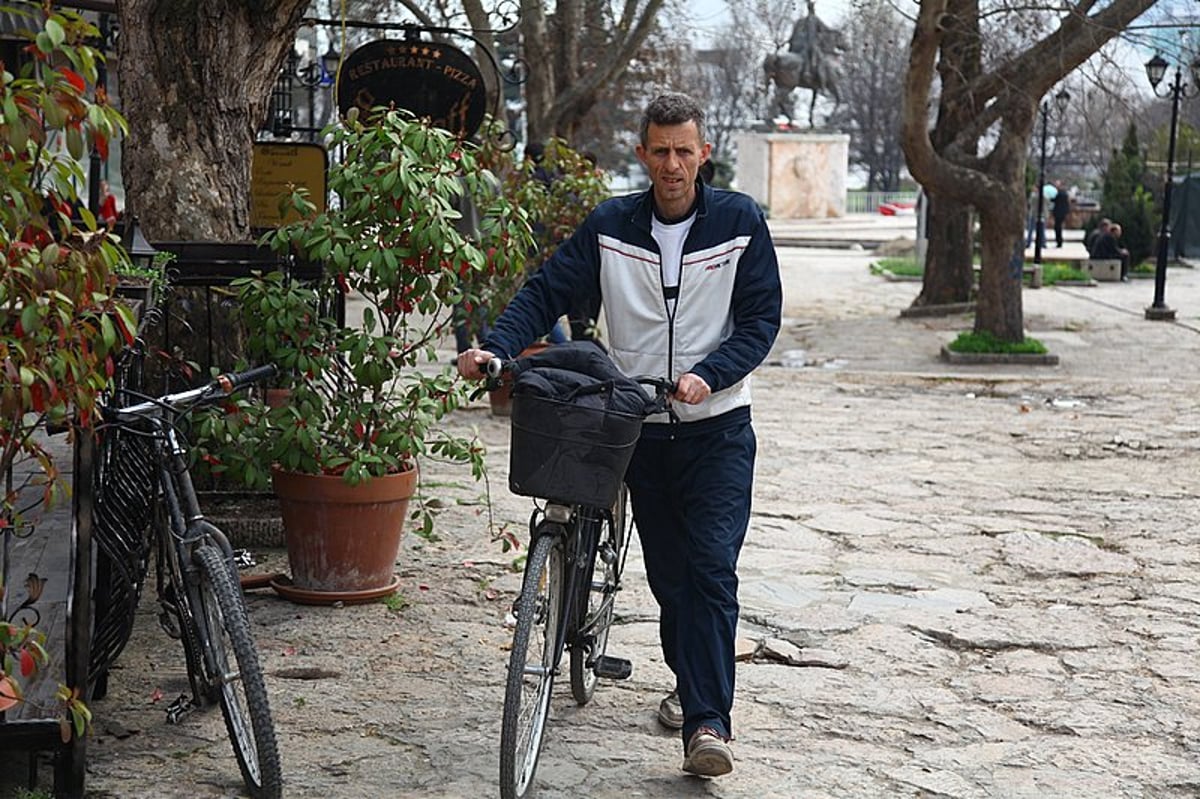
left=687, top=0, right=854, bottom=48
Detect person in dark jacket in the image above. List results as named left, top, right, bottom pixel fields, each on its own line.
left=1085, top=217, right=1112, bottom=256
left=459, top=92, right=782, bottom=779
left=1051, top=180, right=1071, bottom=248
left=1091, top=221, right=1131, bottom=280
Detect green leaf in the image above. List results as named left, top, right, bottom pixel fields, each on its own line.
left=19, top=303, right=39, bottom=335
left=65, top=125, right=85, bottom=161
left=44, top=18, right=65, bottom=48
left=99, top=313, right=117, bottom=350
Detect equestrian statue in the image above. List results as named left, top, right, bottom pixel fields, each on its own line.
left=763, top=0, right=847, bottom=128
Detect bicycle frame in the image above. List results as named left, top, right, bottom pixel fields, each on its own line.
left=120, top=402, right=236, bottom=707
left=528, top=501, right=610, bottom=675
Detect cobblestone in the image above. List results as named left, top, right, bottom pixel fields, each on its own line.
left=26, top=217, right=1200, bottom=798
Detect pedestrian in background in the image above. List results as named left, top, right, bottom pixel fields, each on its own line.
left=459, top=92, right=782, bottom=779
left=1051, top=180, right=1071, bottom=248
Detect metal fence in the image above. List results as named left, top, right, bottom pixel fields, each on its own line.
left=846, top=191, right=919, bottom=214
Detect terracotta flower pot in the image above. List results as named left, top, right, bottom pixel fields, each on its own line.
left=271, top=466, right=417, bottom=602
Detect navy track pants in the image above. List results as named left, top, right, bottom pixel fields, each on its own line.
left=624, top=416, right=755, bottom=747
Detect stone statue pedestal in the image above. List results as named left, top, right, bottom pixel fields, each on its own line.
left=733, top=131, right=849, bottom=219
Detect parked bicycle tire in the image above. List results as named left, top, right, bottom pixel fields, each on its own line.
left=194, top=543, right=282, bottom=799
left=569, top=490, right=628, bottom=705
left=500, top=531, right=566, bottom=799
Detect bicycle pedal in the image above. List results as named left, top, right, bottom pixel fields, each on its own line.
left=593, top=655, right=632, bottom=680
left=165, top=694, right=196, bottom=724
left=158, top=609, right=182, bottom=640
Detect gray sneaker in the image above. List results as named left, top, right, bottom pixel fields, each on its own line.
left=657, top=690, right=684, bottom=730
left=682, top=726, right=733, bottom=777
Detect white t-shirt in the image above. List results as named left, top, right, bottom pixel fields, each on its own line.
left=652, top=212, right=696, bottom=313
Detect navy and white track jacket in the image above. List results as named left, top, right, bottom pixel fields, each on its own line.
left=483, top=180, right=782, bottom=426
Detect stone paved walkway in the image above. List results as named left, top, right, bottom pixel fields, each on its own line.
left=12, top=215, right=1200, bottom=798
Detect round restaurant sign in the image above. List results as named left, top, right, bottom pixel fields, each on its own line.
left=337, top=39, right=487, bottom=140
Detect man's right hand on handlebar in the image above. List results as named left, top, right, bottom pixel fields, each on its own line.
left=457, top=348, right=495, bottom=380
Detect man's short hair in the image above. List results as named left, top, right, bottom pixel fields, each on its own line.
left=640, top=93, right=706, bottom=146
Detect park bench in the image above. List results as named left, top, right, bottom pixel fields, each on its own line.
left=1085, top=259, right=1122, bottom=282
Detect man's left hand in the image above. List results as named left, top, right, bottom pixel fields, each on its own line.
left=673, top=373, right=711, bottom=405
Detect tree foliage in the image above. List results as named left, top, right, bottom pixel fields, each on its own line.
left=1100, top=124, right=1155, bottom=266
left=0, top=1, right=129, bottom=739
left=829, top=0, right=909, bottom=191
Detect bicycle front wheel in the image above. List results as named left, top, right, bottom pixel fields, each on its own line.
left=569, top=489, right=628, bottom=705
left=500, top=531, right=566, bottom=799
left=194, top=544, right=282, bottom=799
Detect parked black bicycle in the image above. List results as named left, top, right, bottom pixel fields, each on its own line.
left=484, top=343, right=674, bottom=799
left=94, top=336, right=282, bottom=799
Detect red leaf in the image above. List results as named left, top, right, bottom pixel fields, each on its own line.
left=150, top=687, right=163, bottom=703
left=0, top=677, right=17, bottom=712
left=19, top=647, right=35, bottom=677
left=58, top=67, right=86, bottom=93
left=94, top=132, right=109, bottom=160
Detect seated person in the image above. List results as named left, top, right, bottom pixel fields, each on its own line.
left=1090, top=222, right=1130, bottom=280
left=1085, top=218, right=1111, bottom=256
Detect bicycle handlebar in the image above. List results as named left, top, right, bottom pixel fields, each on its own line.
left=108, top=363, right=279, bottom=422
left=217, top=364, right=279, bottom=394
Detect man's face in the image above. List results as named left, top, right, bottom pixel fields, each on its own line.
left=636, top=121, right=712, bottom=218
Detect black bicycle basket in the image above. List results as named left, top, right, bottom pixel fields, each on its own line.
left=506, top=343, right=652, bottom=508
left=509, top=392, right=642, bottom=507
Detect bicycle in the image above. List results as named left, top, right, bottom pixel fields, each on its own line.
left=485, top=347, right=674, bottom=799
left=95, top=338, right=283, bottom=799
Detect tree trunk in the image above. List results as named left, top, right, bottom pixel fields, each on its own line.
left=915, top=197, right=974, bottom=306
left=520, top=0, right=555, bottom=145
left=901, top=0, right=1156, bottom=343
left=521, top=0, right=663, bottom=143
left=117, top=1, right=309, bottom=241
left=116, top=1, right=309, bottom=393
left=910, top=0, right=978, bottom=308
left=975, top=199, right=1026, bottom=340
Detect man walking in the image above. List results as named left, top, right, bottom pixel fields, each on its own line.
left=1051, top=180, right=1071, bottom=248
left=459, top=92, right=782, bottom=777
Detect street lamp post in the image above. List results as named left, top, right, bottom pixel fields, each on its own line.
left=1144, top=53, right=1200, bottom=321
left=286, top=43, right=340, bottom=139
left=1033, top=88, right=1071, bottom=266
left=271, top=42, right=340, bottom=140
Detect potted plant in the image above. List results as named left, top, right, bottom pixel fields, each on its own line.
left=0, top=4, right=129, bottom=737
left=469, top=133, right=611, bottom=414
left=194, top=108, right=533, bottom=603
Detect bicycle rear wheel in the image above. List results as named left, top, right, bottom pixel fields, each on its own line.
left=569, top=489, right=628, bottom=704
left=194, top=544, right=282, bottom=799
left=500, top=531, right=566, bottom=799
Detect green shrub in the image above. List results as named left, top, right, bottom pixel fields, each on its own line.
left=872, top=257, right=922, bottom=277
left=1041, top=262, right=1090, bottom=284
left=948, top=331, right=1048, bottom=354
